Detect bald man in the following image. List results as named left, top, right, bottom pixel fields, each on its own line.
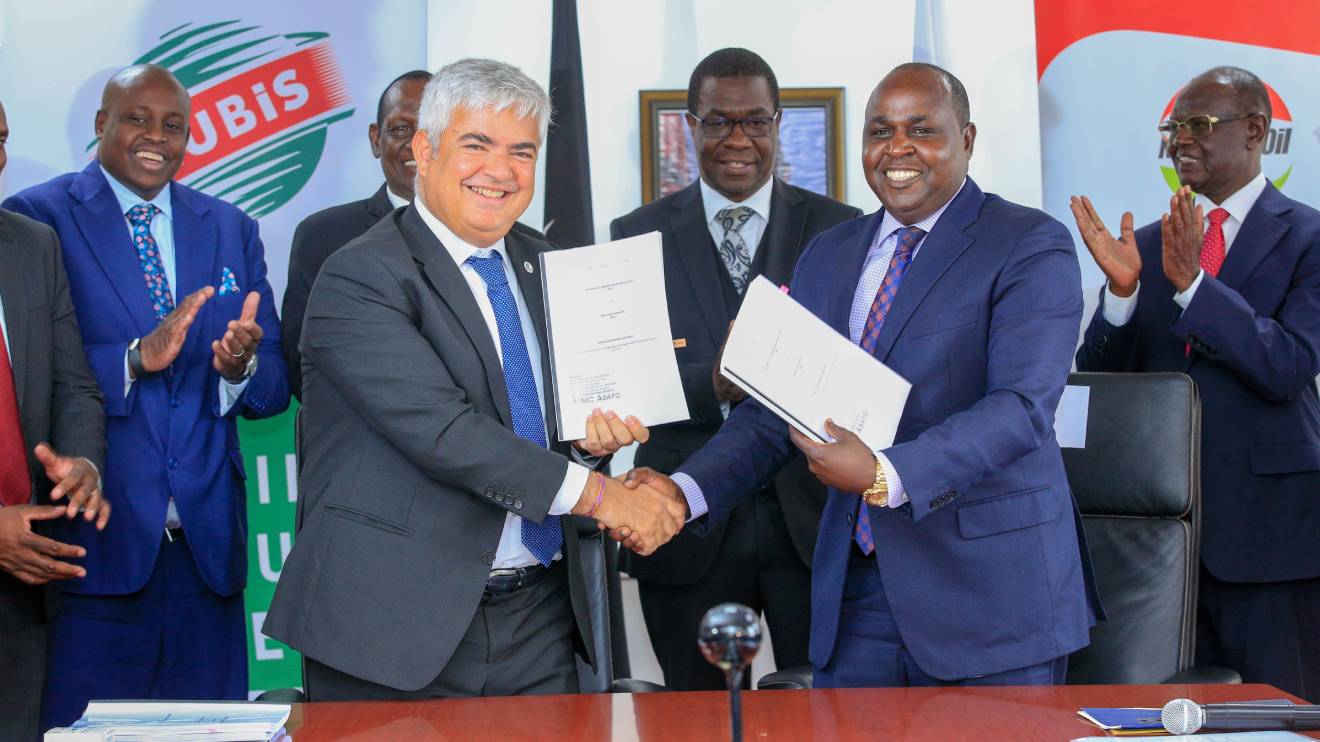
left=3, top=64, right=289, bottom=728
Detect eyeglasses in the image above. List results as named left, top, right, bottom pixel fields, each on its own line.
left=1158, top=113, right=1260, bottom=142
left=689, top=110, right=781, bottom=139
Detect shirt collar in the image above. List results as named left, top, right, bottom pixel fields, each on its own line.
left=100, top=163, right=173, bottom=220
left=875, top=177, right=967, bottom=246
left=415, top=194, right=506, bottom=268
left=386, top=187, right=410, bottom=210
left=700, top=176, right=775, bottom=226
left=1196, top=172, right=1268, bottom=225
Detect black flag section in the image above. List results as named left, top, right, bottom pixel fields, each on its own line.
left=544, top=0, right=595, bottom=247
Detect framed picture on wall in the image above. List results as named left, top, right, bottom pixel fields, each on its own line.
left=638, top=87, right=846, bottom=204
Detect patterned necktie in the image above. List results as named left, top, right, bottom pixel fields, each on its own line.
left=127, top=203, right=175, bottom=320
left=714, top=205, right=755, bottom=294
left=0, top=323, right=32, bottom=507
left=1185, top=208, right=1230, bottom=358
left=465, top=253, right=562, bottom=566
left=854, top=225, right=926, bottom=554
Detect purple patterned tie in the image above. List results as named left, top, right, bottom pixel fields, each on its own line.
left=127, top=204, right=174, bottom=320
left=854, top=225, right=925, bottom=555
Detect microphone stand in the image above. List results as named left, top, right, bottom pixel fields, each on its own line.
left=698, top=603, right=761, bottom=742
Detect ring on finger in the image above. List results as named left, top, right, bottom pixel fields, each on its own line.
left=228, top=349, right=245, bottom=358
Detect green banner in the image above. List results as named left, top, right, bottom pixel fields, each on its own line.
left=240, top=403, right=302, bottom=695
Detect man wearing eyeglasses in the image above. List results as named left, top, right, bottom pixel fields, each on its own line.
left=1074, top=66, right=1320, bottom=700
left=609, top=47, right=860, bottom=691
left=282, top=71, right=548, bottom=400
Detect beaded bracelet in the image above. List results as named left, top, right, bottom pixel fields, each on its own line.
left=585, top=472, right=606, bottom=517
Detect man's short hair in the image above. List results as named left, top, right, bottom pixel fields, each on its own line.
left=416, top=58, right=552, bottom=151
left=376, top=70, right=432, bottom=127
left=687, top=48, right=780, bottom=113
left=890, top=62, right=970, bottom=128
left=1200, top=66, right=1272, bottom=124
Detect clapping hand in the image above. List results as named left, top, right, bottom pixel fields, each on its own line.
left=212, top=291, right=263, bottom=381
left=1070, top=195, right=1142, bottom=298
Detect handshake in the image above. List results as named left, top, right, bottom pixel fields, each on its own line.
left=570, top=468, right=687, bottom=556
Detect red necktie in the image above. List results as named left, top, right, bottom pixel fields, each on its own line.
left=0, top=323, right=32, bottom=507
left=1185, top=208, right=1230, bottom=358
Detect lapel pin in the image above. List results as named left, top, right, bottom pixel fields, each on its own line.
left=523, top=261, right=534, bottom=274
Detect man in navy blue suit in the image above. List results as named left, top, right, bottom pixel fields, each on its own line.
left=1074, top=66, right=1320, bottom=700
left=623, top=63, right=1097, bottom=687
left=3, top=64, right=289, bottom=727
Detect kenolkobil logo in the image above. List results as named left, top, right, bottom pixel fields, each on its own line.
left=1156, top=81, right=1293, bottom=193
left=98, top=20, right=353, bottom=217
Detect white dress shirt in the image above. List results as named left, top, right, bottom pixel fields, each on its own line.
left=415, top=196, right=589, bottom=569
left=1102, top=173, right=1269, bottom=326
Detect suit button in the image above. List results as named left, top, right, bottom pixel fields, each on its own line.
left=503, top=496, right=514, bottom=505
left=170, top=397, right=180, bottom=408
left=514, top=500, right=523, bottom=510
left=482, top=551, right=495, bottom=565
left=845, top=512, right=854, bottom=525
left=167, top=457, right=178, bottom=469
left=485, top=489, right=495, bottom=499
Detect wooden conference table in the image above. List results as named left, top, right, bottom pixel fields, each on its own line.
left=283, top=683, right=1315, bottom=741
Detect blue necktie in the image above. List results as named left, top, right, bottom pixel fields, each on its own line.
left=465, top=253, right=562, bottom=566
left=127, top=203, right=174, bottom=320
left=855, top=226, right=925, bottom=554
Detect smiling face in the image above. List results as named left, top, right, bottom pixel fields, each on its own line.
left=1167, top=76, right=1266, bottom=205
left=688, top=75, right=778, bottom=202
left=95, top=66, right=190, bottom=201
left=412, top=105, right=538, bottom=248
left=861, top=67, right=974, bottom=225
left=370, top=76, right=427, bottom=202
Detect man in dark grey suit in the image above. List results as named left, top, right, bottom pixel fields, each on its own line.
left=609, top=48, right=861, bottom=690
left=0, top=100, right=108, bottom=740
left=264, top=59, right=685, bottom=700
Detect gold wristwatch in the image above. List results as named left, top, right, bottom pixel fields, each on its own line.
left=862, top=457, right=889, bottom=507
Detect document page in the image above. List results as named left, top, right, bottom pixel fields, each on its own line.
left=540, top=232, right=689, bottom=441
left=720, top=277, right=911, bottom=450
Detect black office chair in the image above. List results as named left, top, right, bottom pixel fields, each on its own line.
left=1063, top=372, right=1237, bottom=684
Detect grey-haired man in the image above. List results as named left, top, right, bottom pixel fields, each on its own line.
left=264, top=58, right=684, bottom=700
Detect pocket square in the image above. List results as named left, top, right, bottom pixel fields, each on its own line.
left=218, top=267, right=240, bottom=296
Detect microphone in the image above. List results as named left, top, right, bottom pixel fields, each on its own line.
left=698, top=603, right=761, bottom=742
left=1162, top=698, right=1320, bottom=734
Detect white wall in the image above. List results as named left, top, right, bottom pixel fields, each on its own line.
left=427, top=0, right=1041, bottom=238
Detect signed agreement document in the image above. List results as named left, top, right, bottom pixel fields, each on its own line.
left=540, top=232, right=689, bottom=441
left=720, top=277, right=912, bottom=449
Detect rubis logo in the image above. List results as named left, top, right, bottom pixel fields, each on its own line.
left=1156, top=81, right=1293, bottom=193
left=98, top=19, right=354, bottom=217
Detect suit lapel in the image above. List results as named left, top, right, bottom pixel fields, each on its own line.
left=669, top=182, right=731, bottom=345
left=0, top=215, right=30, bottom=399
left=872, top=181, right=984, bottom=361
left=69, top=164, right=156, bottom=337
left=829, top=212, right=884, bottom=336
left=504, top=232, right=559, bottom=440
left=754, top=179, right=807, bottom=286
left=1217, top=183, right=1290, bottom=291
left=170, top=184, right=219, bottom=363
left=366, top=183, right=394, bottom=221
left=400, top=207, right=514, bottom=427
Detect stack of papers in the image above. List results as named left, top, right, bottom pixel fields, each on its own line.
left=45, top=701, right=291, bottom=741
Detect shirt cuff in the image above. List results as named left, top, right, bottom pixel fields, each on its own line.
left=1173, top=269, right=1204, bottom=309
left=218, top=376, right=251, bottom=416
left=1101, top=281, right=1140, bottom=327
left=549, top=461, right=591, bottom=516
left=671, top=472, right=709, bottom=521
left=876, top=452, right=908, bottom=508
left=123, top=350, right=135, bottom=397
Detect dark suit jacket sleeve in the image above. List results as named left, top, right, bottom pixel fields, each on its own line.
left=1075, top=287, right=1140, bottom=373
left=608, top=216, right=723, bottom=424
left=303, top=246, right=568, bottom=520
left=1172, top=253, right=1320, bottom=402
left=40, top=221, right=106, bottom=471
left=282, top=217, right=333, bottom=400
left=885, top=218, right=1083, bottom=520
left=219, top=216, right=289, bottom=419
